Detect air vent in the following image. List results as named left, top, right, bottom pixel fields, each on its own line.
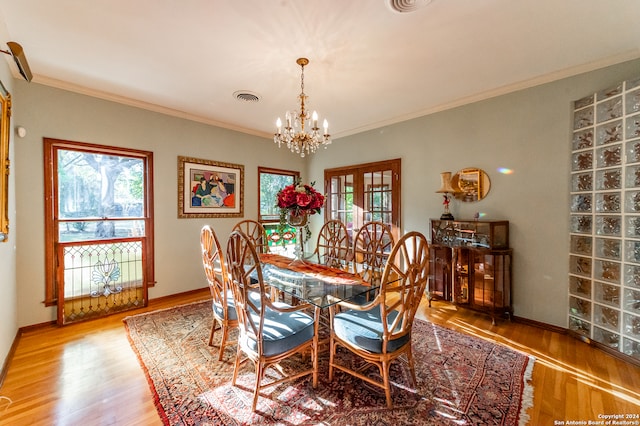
left=388, top=0, right=433, bottom=13
left=233, top=91, right=261, bottom=103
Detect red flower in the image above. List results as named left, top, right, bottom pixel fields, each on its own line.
left=278, top=189, right=297, bottom=208
left=296, top=192, right=312, bottom=207
left=310, top=193, right=325, bottom=209
left=276, top=179, right=325, bottom=216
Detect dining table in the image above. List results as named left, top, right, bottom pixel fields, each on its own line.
left=258, top=253, right=380, bottom=310
left=256, top=252, right=390, bottom=353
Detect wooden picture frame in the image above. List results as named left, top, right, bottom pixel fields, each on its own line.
left=178, top=156, right=244, bottom=218
left=0, top=80, right=11, bottom=242
left=452, top=167, right=491, bottom=202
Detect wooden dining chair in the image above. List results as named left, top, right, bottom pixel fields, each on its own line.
left=312, top=219, right=350, bottom=269
left=226, top=230, right=318, bottom=412
left=232, top=219, right=269, bottom=254
left=200, top=225, right=237, bottom=361
left=352, top=221, right=395, bottom=285
left=328, top=231, right=430, bottom=408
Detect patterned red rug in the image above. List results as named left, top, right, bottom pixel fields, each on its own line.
left=124, top=300, right=534, bottom=425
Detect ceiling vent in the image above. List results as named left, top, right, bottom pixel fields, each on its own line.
left=233, top=91, right=261, bottom=103
left=388, top=0, right=433, bottom=13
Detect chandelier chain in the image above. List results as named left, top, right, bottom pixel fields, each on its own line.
left=299, top=63, right=306, bottom=132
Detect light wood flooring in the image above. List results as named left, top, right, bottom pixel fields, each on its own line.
left=0, top=288, right=639, bottom=425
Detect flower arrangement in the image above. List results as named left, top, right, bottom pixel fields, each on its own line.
left=276, top=179, right=325, bottom=218
left=276, top=179, right=325, bottom=253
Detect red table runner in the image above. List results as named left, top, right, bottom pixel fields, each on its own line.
left=259, top=253, right=370, bottom=286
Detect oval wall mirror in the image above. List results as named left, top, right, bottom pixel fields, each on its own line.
left=451, top=167, right=491, bottom=202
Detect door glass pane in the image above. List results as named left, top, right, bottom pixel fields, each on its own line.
left=364, top=169, right=393, bottom=223
left=329, top=174, right=354, bottom=235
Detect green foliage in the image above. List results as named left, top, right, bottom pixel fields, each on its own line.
left=260, top=172, right=295, bottom=217
left=57, top=150, right=144, bottom=219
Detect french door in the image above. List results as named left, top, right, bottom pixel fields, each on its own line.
left=44, top=138, right=154, bottom=325
left=324, top=159, right=401, bottom=241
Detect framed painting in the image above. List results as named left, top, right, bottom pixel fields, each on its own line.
left=178, top=156, right=244, bottom=218
left=0, top=80, right=11, bottom=242
left=455, top=168, right=481, bottom=202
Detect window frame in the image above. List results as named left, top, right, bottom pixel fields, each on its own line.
left=0, top=81, right=10, bottom=242
left=257, top=166, right=300, bottom=223
left=43, top=138, right=155, bottom=306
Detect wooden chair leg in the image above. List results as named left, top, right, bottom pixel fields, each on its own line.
left=312, top=347, right=318, bottom=388
left=252, top=362, right=265, bottom=412
left=406, top=348, right=418, bottom=387
left=328, top=338, right=335, bottom=382
left=232, top=347, right=242, bottom=386
left=218, top=326, right=229, bottom=361
left=382, top=361, right=393, bottom=409
left=312, top=308, right=319, bottom=387
left=208, top=319, right=219, bottom=346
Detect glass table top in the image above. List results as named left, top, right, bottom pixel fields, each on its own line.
left=258, top=253, right=382, bottom=309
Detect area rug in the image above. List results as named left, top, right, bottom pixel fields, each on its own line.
left=124, top=301, right=534, bottom=425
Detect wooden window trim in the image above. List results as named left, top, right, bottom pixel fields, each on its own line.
left=257, top=166, right=300, bottom=223
left=43, top=138, right=155, bottom=307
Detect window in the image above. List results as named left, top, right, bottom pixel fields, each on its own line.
left=258, top=167, right=300, bottom=254
left=44, top=138, right=154, bottom=324
left=258, top=167, right=300, bottom=222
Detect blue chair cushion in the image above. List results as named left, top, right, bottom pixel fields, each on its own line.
left=245, top=303, right=315, bottom=357
left=333, top=308, right=409, bottom=353
left=213, top=290, right=260, bottom=322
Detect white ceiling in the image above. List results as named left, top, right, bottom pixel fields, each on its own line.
left=0, top=0, right=638, bottom=140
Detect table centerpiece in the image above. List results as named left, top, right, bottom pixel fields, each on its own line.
left=276, top=179, right=325, bottom=262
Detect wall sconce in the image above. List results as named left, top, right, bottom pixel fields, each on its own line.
left=436, top=171, right=456, bottom=220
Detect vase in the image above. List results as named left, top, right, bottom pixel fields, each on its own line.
left=286, top=210, right=308, bottom=263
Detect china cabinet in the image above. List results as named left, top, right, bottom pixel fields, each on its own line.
left=429, top=219, right=512, bottom=324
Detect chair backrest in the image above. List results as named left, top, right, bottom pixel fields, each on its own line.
left=315, top=219, right=350, bottom=268
left=377, top=231, right=430, bottom=344
left=226, top=230, right=265, bottom=353
left=352, top=221, right=395, bottom=282
left=232, top=220, right=269, bottom=253
left=200, top=225, right=231, bottom=318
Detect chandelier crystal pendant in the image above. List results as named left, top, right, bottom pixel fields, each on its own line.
left=274, top=58, right=331, bottom=157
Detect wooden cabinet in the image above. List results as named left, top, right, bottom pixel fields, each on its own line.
left=429, top=219, right=513, bottom=324
left=429, top=245, right=453, bottom=301
left=431, top=219, right=509, bottom=249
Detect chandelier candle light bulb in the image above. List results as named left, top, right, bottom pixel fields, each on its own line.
left=274, top=57, right=332, bottom=157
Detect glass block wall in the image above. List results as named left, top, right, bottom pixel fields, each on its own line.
left=569, top=75, right=640, bottom=360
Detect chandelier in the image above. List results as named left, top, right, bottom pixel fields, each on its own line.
left=274, top=57, right=331, bottom=157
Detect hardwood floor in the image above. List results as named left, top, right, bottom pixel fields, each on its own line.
left=0, top=289, right=639, bottom=425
